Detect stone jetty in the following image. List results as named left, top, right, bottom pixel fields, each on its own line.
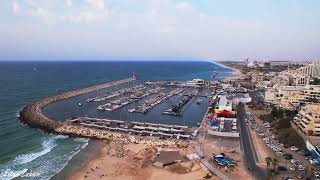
left=19, top=77, right=136, bottom=134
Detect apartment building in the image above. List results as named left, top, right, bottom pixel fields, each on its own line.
left=293, top=104, right=320, bottom=135
left=251, top=72, right=264, bottom=83
left=289, top=73, right=310, bottom=86
left=264, top=85, right=320, bottom=110
left=298, top=61, right=320, bottom=78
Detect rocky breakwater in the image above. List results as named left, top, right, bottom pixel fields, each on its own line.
left=56, top=123, right=189, bottom=148
left=19, top=77, right=136, bottom=134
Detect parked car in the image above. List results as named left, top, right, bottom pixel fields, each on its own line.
left=298, top=150, right=306, bottom=155
left=284, top=153, right=293, bottom=160
left=277, top=166, right=287, bottom=171
left=298, top=165, right=305, bottom=171
left=284, top=176, right=294, bottom=180
left=296, top=174, right=304, bottom=179
left=291, top=146, right=299, bottom=151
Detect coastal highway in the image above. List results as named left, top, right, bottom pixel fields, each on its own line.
left=237, top=103, right=266, bottom=179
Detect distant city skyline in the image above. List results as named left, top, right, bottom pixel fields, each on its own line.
left=0, top=0, right=320, bottom=61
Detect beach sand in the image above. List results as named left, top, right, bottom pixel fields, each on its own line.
left=68, top=140, right=216, bottom=180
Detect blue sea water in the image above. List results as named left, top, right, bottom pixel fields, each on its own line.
left=0, top=61, right=235, bottom=179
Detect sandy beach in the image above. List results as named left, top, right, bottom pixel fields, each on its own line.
left=67, top=139, right=216, bottom=180
left=210, top=61, right=242, bottom=74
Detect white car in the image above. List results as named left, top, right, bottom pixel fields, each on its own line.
left=289, top=166, right=295, bottom=171
left=291, top=146, right=299, bottom=151
left=298, top=165, right=304, bottom=171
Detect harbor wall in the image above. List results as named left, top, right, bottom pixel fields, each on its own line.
left=19, top=77, right=136, bottom=134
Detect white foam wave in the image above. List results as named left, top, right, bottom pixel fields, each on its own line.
left=0, top=168, right=28, bottom=180
left=16, top=106, right=26, bottom=118
left=73, top=138, right=89, bottom=143
left=1, top=135, right=88, bottom=180
left=48, top=142, right=89, bottom=179
left=15, top=112, right=20, bottom=118
left=11, top=138, right=57, bottom=166
left=54, top=135, right=69, bottom=139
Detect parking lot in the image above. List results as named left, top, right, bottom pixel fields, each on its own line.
left=246, top=110, right=320, bottom=179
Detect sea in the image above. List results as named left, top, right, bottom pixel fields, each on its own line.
left=0, top=61, right=237, bottom=180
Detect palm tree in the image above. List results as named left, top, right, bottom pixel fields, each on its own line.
left=265, top=157, right=272, bottom=170
left=266, top=171, right=273, bottom=180
left=271, top=158, right=278, bottom=171
left=305, top=165, right=310, bottom=177
left=310, top=166, right=315, bottom=179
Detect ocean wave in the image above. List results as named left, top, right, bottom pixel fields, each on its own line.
left=54, top=135, right=69, bottom=139
left=11, top=138, right=57, bottom=166
left=0, top=136, right=87, bottom=180
left=48, top=142, right=89, bottom=179
left=0, top=168, right=28, bottom=180
left=15, top=106, right=24, bottom=118
left=73, top=138, right=89, bottom=143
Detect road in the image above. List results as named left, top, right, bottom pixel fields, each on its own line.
left=237, top=103, right=266, bottom=179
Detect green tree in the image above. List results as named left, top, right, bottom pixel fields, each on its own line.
left=271, top=158, right=278, bottom=171
left=265, top=157, right=272, bottom=170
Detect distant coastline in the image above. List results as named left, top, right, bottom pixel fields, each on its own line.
left=210, top=60, right=243, bottom=75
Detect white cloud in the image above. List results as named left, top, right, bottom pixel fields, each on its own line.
left=70, top=10, right=108, bottom=24
left=66, top=0, right=72, bottom=7
left=85, top=0, right=105, bottom=10
left=2, top=0, right=320, bottom=60
left=175, top=2, right=192, bottom=10
left=12, top=1, right=20, bottom=14
left=34, top=7, right=49, bottom=17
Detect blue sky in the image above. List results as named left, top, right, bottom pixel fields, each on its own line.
left=0, top=0, right=319, bottom=61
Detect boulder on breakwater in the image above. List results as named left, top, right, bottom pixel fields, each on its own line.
left=19, top=77, right=136, bottom=134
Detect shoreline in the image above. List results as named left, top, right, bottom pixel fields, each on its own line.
left=52, top=139, right=106, bottom=180
left=209, top=60, right=244, bottom=80
left=211, top=61, right=243, bottom=75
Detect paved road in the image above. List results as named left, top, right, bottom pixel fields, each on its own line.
left=237, top=103, right=266, bottom=179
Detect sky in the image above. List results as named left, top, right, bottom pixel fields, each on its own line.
left=0, top=0, right=320, bottom=61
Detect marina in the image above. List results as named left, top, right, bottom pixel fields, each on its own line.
left=162, top=95, right=193, bottom=116
left=97, top=86, right=164, bottom=111
left=86, top=84, right=145, bottom=102
left=128, top=88, right=184, bottom=113
left=42, top=78, right=212, bottom=127
left=18, top=76, right=220, bottom=140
